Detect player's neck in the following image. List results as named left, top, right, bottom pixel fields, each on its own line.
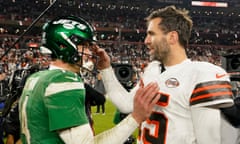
left=164, top=52, right=187, bottom=67
left=50, top=60, right=80, bottom=73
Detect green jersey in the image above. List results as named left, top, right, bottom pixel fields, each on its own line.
left=19, top=69, right=89, bottom=144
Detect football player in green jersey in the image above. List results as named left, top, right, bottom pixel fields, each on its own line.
left=19, top=16, right=160, bottom=144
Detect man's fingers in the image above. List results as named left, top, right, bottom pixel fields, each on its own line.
left=92, top=45, right=105, bottom=56
left=150, top=92, right=161, bottom=107
left=139, top=78, right=144, bottom=88
left=132, top=82, right=161, bottom=123
left=140, top=82, right=159, bottom=103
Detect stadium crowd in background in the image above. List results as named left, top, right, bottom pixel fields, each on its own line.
left=0, top=0, right=239, bottom=79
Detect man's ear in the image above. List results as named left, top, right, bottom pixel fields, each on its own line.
left=168, top=31, right=178, bottom=45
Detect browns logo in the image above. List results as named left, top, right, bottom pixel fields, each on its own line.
left=165, top=78, right=179, bottom=88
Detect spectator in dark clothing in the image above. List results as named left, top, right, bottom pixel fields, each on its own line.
left=221, top=81, right=240, bottom=128
left=4, top=101, right=20, bottom=144
left=94, top=73, right=106, bottom=114
left=84, top=82, right=106, bottom=130
left=0, top=102, right=5, bottom=144
left=0, top=72, right=8, bottom=144
left=2, top=64, right=41, bottom=144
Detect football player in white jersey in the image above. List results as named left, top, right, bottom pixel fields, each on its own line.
left=92, top=5, right=237, bottom=144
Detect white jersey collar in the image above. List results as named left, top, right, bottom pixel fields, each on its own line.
left=165, top=59, right=190, bottom=70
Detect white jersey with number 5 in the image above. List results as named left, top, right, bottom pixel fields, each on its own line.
left=101, top=59, right=234, bottom=144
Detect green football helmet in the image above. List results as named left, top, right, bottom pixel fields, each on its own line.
left=41, top=16, right=96, bottom=64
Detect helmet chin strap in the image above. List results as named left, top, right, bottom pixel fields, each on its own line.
left=75, top=52, right=99, bottom=77
left=78, top=64, right=99, bottom=78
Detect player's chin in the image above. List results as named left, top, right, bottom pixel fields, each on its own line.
left=148, top=48, right=154, bottom=55
left=149, top=55, right=158, bottom=61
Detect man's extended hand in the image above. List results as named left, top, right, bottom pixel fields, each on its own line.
left=132, top=82, right=160, bottom=124
left=91, top=45, right=111, bottom=70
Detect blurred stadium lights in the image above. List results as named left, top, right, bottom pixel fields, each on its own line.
left=192, top=1, right=228, bottom=7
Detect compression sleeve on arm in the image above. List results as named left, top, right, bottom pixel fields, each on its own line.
left=94, top=114, right=138, bottom=144
left=59, top=114, right=138, bottom=144
left=100, top=67, right=134, bottom=113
